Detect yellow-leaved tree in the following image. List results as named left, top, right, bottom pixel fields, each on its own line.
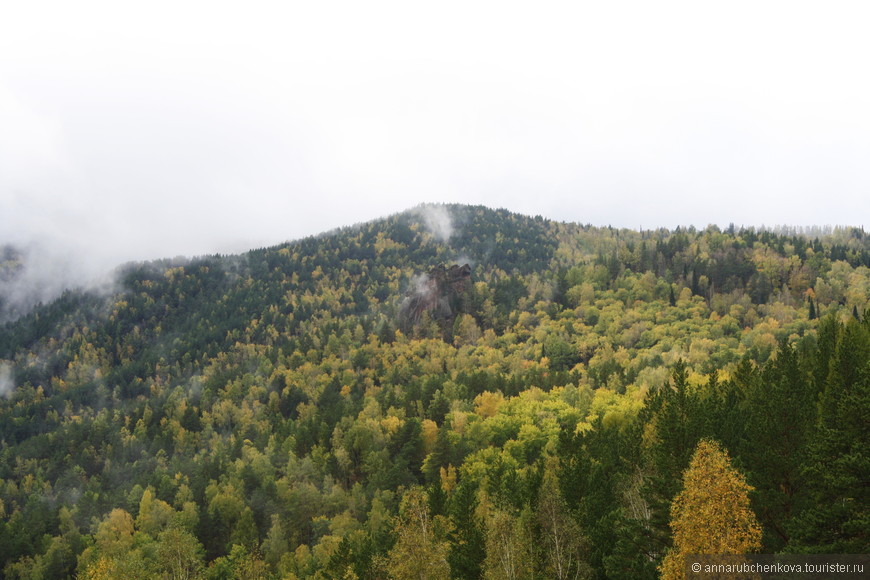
left=660, top=439, right=762, bottom=580
left=387, top=487, right=452, bottom=580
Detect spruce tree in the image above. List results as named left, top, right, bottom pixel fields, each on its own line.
left=741, top=342, right=814, bottom=551
left=447, top=480, right=485, bottom=580
left=788, top=317, right=870, bottom=553
left=641, top=361, right=707, bottom=556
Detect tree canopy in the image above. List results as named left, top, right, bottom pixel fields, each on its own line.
left=0, top=205, right=867, bottom=577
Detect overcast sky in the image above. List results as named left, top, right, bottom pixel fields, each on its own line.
left=2, top=1, right=870, bottom=277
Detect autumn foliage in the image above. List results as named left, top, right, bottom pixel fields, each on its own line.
left=0, top=206, right=867, bottom=577
left=660, top=440, right=762, bottom=579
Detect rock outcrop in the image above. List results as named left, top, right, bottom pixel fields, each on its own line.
left=399, top=264, right=472, bottom=335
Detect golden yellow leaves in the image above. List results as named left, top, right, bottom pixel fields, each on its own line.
left=661, top=440, right=762, bottom=580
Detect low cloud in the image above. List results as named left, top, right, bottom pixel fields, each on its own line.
left=0, top=362, right=14, bottom=398
left=452, top=254, right=475, bottom=268
left=0, top=241, right=117, bottom=322
left=416, top=204, right=454, bottom=243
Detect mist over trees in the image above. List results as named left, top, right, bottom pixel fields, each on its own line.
left=0, top=204, right=868, bottom=578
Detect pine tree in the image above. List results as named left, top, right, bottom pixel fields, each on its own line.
left=660, top=440, right=762, bottom=580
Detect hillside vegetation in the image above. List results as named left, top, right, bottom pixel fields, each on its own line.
left=0, top=205, right=868, bottom=578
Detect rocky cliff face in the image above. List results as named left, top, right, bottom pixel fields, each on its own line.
left=399, top=263, right=472, bottom=335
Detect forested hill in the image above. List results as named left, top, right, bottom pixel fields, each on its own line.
left=0, top=204, right=868, bottom=578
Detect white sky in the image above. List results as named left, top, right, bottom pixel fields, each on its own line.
left=2, top=0, right=869, bottom=276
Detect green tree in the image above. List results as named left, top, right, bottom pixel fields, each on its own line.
left=788, top=316, right=870, bottom=553
left=262, top=514, right=289, bottom=570
left=639, top=361, right=709, bottom=560
left=205, top=544, right=268, bottom=580
left=740, top=342, right=815, bottom=550
left=447, top=479, right=485, bottom=579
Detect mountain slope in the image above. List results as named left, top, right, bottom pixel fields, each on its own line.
left=0, top=204, right=868, bottom=577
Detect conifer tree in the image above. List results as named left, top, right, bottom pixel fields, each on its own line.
left=447, top=480, right=485, bottom=579
left=641, top=361, right=708, bottom=556
left=788, top=316, right=870, bottom=553
left=741, top=342, right=814, bottom=550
